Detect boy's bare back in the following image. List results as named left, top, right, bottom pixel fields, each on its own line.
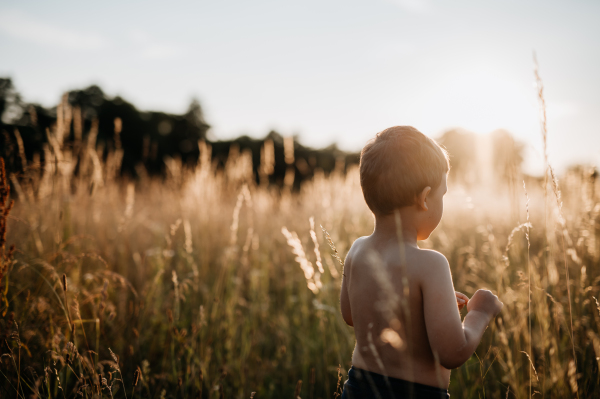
left=342, top=234, right=459, bottom=387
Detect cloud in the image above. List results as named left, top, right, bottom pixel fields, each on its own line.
left=385, top=0, right=433, bottom=13
left=0, top=8, right=108, bottom=50
left=129, top=29, right=187, bottom=60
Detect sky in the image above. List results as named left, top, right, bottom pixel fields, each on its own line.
left=1, top=0, right=599, bottom=174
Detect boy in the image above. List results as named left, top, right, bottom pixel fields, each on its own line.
left=340, top=126, right=503, bottom=398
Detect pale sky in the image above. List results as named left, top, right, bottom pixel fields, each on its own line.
left=1, top=0, right=599, bottom=173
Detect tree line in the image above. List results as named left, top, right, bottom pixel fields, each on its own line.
left=0, top=78, right=358, bottom=188
left=1, top=77, right=527, bottom=188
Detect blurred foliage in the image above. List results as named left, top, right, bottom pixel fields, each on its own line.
left=438, top=128, right=525, bottom=188
left=0, top=78, right=358, bottom=188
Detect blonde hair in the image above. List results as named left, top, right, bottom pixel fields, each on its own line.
left=360, top=126, right=450, bottom=215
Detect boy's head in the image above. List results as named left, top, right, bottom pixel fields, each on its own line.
left=360, top=126, right=450, bottom=216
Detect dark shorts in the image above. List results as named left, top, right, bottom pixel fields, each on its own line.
left=341, top=367, right=450, bottom=399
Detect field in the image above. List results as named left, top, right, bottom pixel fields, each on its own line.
left=2, top=122, right=600, bottom=398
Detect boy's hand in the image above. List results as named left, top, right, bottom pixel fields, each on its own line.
left=455, top=291, right=469, bottom=310
left=466, top=289, right=503, bottom=317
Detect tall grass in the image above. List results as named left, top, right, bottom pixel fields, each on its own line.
left=2, top=96, right=600, bottom=398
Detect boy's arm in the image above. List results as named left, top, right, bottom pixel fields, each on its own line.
left=340, top=254, right=353, bottom=326
left=420, top=252, right=502, bottom=369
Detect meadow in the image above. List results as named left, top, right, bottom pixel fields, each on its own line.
left=2, top=106, right=600, bottom=398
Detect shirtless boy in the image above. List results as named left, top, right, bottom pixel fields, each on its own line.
left=340, top=126, right=503, bottom=398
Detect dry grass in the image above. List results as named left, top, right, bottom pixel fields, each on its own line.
left=2, top=89, right=600, bottom=398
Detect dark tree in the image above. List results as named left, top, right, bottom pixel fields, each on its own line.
left=0, top=78, right=357, bottom=186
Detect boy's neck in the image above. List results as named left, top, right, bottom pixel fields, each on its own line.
left=372, top=209, right=420, bottom=248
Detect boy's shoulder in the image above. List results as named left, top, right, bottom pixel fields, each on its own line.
left=405, top=248, right=451, bottom=291
left=412, top=248, right=449, bottom=267
left=349, top=235, right=369, bottom=248
left=345, top=236, right=369, bottom=260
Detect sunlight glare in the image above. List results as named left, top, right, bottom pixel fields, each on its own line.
left=418, top=70, right=538, bottom=137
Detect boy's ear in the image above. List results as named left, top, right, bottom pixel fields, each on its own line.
left=417, top=186, right=431, bottom=211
